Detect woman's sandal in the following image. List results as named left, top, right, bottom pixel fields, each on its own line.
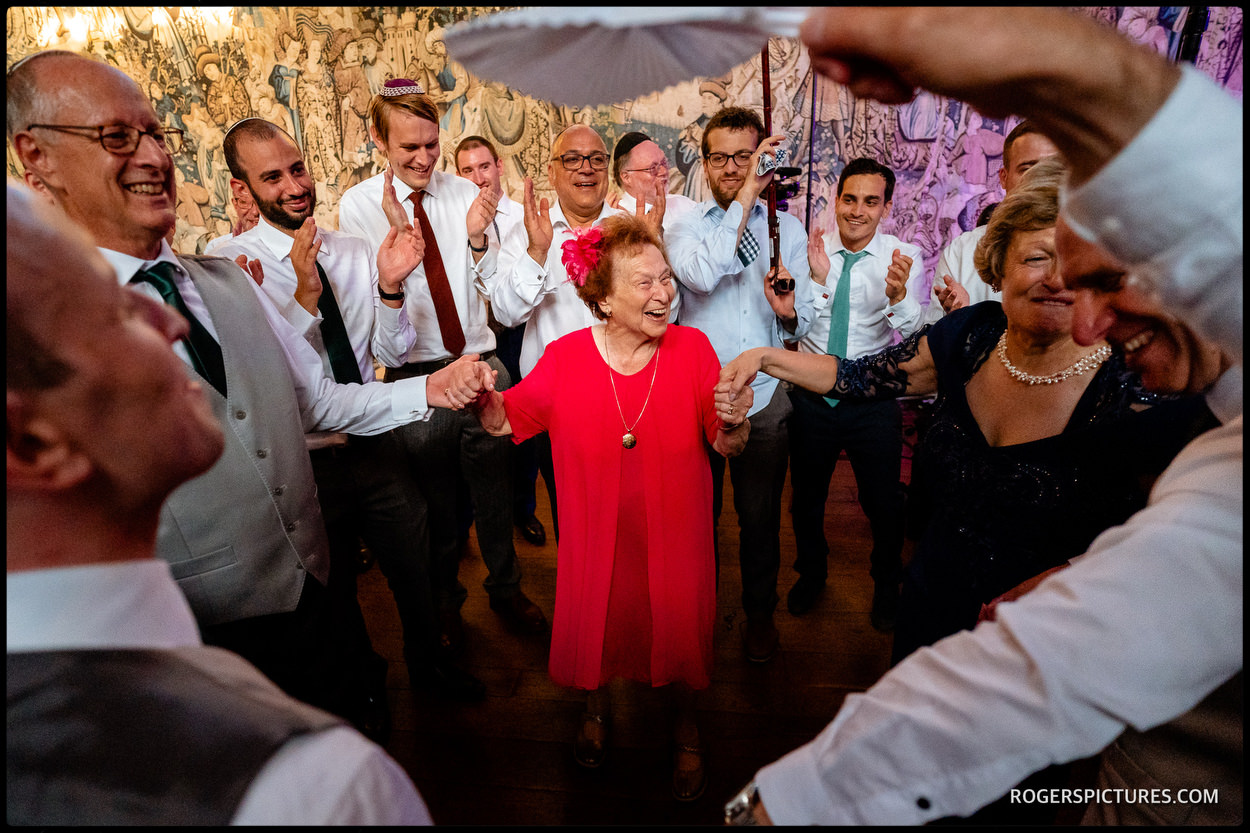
left=574, top=712, right=607, bottom=768
left=672, top=741, right=707, bottom=801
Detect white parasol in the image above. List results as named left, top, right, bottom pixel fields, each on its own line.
left=443, top=6, right=808, bottom=107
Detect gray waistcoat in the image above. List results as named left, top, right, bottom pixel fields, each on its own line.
left=6, top=647, right=343, bottom=825
left=156, top=255, right=329, bottom=626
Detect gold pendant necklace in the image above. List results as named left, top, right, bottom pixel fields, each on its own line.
left=996, top=331, right=1111, bottom=385
left=605, top=329, right=660, bottom=450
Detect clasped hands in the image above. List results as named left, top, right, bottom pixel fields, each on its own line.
left=713, top=369, right=756, bottom=431
left=426, top=354, right=498, bottom=411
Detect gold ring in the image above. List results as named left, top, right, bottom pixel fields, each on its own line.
left=445, top=388, right=452, bottom=397
left=728, top=405, right=735, bottom=414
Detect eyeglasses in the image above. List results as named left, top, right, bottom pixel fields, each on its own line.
left=26, top=123, right=185, bottom=155
left=704, top=150, right=754, bottom=169
left=623, top=161, right=670, bottom=176
left=554, top=152, right=609, bottom=171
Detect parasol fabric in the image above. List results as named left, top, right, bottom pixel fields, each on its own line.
left=444, top=6, right=808, bottom=106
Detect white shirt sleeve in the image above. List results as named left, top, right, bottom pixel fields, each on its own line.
left=231, top=727, right=433, bottom=825
left=755, top=414, right=1242, bottom=825
left=487, top=218, right=554, bottom=328
left=1061, top=64, right=1242, bottom=365
left=244, top=274, right=432, bottom=431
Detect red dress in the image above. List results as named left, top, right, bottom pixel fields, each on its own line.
left=503, top=325, right=722, bottom=690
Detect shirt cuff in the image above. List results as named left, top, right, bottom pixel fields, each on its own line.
left=881, top=294, right=921, bottom=331
left=389, top=376, right=431, bottom=422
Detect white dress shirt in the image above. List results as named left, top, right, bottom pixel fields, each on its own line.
left=213, top=215, right=415, bottom=377
left=921, top=223, right=1001, bottom=325
left=798, top=228, right=924, bottom=358
left=487, top=199, right=619, bottom=376
left=338, top=169, right=498, bottom=363
left=666, top=198, right=815, bottom=417
left=6, top=560, right=433, bottom=826
left=752, top=64, right=1244, bottom=825
left=102, top=240, right=432, bottom=433
left=1062, top=63, right=1242, bottom=367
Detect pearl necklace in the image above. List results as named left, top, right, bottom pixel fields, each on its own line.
left=996, top=332, right=1111, bottom=386
left=605, top=329, right=660, bottom=449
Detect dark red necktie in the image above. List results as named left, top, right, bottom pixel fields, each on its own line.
left=409, top=191, right=466, bottom=356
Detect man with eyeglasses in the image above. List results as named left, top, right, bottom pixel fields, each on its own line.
left=666, top=106, right=816, bottom=664
left=7, top=51, right=491, bottom=737
left=610, top=131, right=698, bottom=230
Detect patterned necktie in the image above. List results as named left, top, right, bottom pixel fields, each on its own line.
left=736, top=227, right=760, bottom=268
left=131, top=262, right=227, bottom=396
left=409, top=190, right=466, bottom=356
left=314, top=261, right=363, bottom=384
left=823, top=249, right=869, bottom=408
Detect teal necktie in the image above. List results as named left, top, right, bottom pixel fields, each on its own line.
left=131, top=262, right=227, bottom=396
left=823, top=249, right=868, bottom=408
left=314, top=261, right=364, bottom=384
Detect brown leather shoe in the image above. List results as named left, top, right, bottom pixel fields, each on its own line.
left=489, top=590, right=548, bottom=633
left=672, top=740, right=708, bottom=801
left=574, top=712, right=607, bottom=768
left=742, top=615, right=779, bottom=663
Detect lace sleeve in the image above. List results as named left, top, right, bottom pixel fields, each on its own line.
left=828, top=326, right=931, bottom=400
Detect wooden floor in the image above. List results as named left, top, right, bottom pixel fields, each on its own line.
left=358, top=405, right=921, bottom=825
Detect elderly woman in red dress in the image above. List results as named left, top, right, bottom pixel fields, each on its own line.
left=473, top=212, right=751, bottom=800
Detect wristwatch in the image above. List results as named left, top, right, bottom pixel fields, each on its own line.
left=724, top=780, right=763, bottom=825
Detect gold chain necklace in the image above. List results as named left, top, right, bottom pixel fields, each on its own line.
left=996, top=332, right=1111, bottom=386
left=604, top=328, right=660, bottom=449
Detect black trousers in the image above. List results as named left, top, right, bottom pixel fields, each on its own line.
left=787, top=390, right=906, bottom=587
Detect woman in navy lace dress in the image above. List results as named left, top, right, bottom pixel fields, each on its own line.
left=720, top=157, right=1215, bottom=664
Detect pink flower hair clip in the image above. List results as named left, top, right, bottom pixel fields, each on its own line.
left=560, top=226, right=604, bottom=287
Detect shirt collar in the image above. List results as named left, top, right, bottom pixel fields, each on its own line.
left=826, top=227, right=886, bottom=260
left=99, top=238, right=186, bottom=285
left=6, top=560, right=201, bottom=653
left=390, top=168, right=449, bottom=206
left=249, top=213, right=334, bottom=262
left=701, top=197, right=764, bottom=223
left=551, top=198, right=618, bottom=232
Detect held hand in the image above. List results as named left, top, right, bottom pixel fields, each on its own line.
left=234, top=254, right=264, bottom=286
left=713, top=380, right=754, bottom=431
left=377, top=223, right=423, bottom=294
left=428, top=355, right=497, bottom=410
left=934, top=273, right=970, bottom=313
left=884, top=248, right=912, bottom=305
left=718, top=347, right=766, bottom=402
left=977, top=564, right=1070, bottom=624
left=466, top=182, right=498, bottom=242
left=807, top=226, right=831, bottom=285
left=289, top=217, right=324, bottom=314
left=469, top=388, right=512, bottom=436
left=381, top=168, right=413, bottom=232
left=523, top=177, right=554, bottom=262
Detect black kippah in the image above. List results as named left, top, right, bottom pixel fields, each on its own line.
left=612, top=131, right=652, bottom=184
